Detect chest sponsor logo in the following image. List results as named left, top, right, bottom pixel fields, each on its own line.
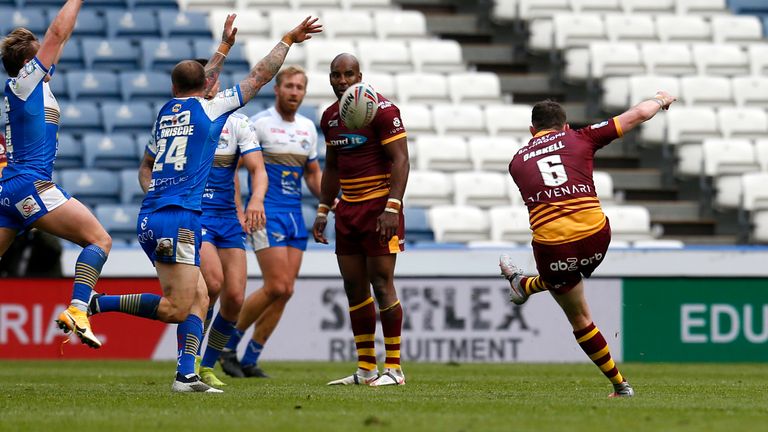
left=15, top=196, right=41, bottom=219
left=328, top=119, right=338, bottom=127
left=329, top=134, right=367, bottom=149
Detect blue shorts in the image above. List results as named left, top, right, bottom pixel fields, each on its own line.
left=200, top=213, right=246, bottom=249
left=249, top=210, right=308, bottom=252
left=137, top=207, right=201, bottom=266
left=0, top=174, right=71, bottom=231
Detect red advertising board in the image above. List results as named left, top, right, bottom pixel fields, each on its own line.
left=0, top=279, right=168, bottom=359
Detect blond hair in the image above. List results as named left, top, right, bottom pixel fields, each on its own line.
left=275, top=65, right=307, bottom=87
left=1, top=28, right=38, bottom=76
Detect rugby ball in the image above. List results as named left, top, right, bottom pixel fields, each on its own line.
left=339, top=82, right=379, bottom=130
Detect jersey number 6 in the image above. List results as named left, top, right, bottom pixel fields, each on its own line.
left=536, top=155, right=568, bottom=187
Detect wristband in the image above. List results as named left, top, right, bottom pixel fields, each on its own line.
left=650, top=97, right=665, bottom=108
left=387, top=198, right=402, bottom=207
left=217, top=41, right=231, bottom=57
left=316, top=212, right=327, bottom=219
left=280, top=35, right=293, bottom=47
left=317, top=203, right=331, bottom=218
left=384, top=207, right=400, bottom=214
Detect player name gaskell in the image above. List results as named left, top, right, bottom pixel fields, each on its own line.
left=159, top=124, right=195, bottom=138
left=522, top=141, right=565, bottom=162
left=526, top=183, right=593, bottom=202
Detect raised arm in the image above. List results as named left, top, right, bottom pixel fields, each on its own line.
left=238, top=17, right=322, bottom=104
left=616, top=91, right=677, bottom=134
left=202, top=13, right=238, bottom=96
left=37, top=0, right=83, bottom=70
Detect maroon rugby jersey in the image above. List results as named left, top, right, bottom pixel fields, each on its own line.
left=320, top=94, right=406, bottom=202
left=509, top=118, right=623, bottom=245
left=0, top=134, right=6, bottom=169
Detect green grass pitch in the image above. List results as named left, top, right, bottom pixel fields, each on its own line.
left=1, top=361, right=766, bottom=432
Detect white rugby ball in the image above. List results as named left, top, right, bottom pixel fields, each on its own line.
left=339, top=82, right=379, bottom=130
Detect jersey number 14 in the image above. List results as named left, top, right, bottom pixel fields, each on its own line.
left=153, top=137, right=188, bottom=172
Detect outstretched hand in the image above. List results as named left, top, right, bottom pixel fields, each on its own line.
left=221, top=13, right=238, bottom=46
left=285, top=16, right=323, bottom=44
left=655, top=90, right=677, bottom=110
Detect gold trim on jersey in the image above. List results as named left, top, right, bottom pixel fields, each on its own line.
left=613, top=117, right=623, bottom=137
left=529, top=198, right=606, bottom=245
left=213, top=154, right=237, bottom=168
left=263, top=152, right=308, bottom=167
left=381, top=132, right=407, bottom=145
left=340, top=174, right=391, bottom=202
left=44, top=107, right=60, bottom=125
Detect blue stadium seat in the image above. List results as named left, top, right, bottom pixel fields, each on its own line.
left=57, top=39, right=85, bottom=70
left=297, top=104, right=318, bottom=125
left=135, top=133, right=152, bottom=159
left=404, top=207, right=434, bottom=243
left=157, top=10, right=211, bottom=39
left=0, top=9, right=47, bottom=35
left=60, top=169, right=120, bottom=205
left=66, top=71, right=120, bottom=101
left=119, top=71, right=171, bottom=102
left=127, top=0, right=178, bottom=9
left=48, top=71, right=68, bottom=101
left=105, top=10, right=160, bottom=39
left=140, top=39, right=192, bottom=72
left=26, top=0, right=126, bottom=7
left=192, top=39, right=250, bottom=72
left=231, top=73, right=277, bottom=102
left=95, top=204, right=140, bottom=241
left=59, top=102, right=103, bottom=135
left=101, top=101, right=155, bottom=134
left=82, top=133, right=138, bottom=169
left=218, top=72, right=235, bottom=90
left=730, top=0, right=768, bottom=15
left=82, top=38, right=140, bottom=71
left=48, top=9, right=106, bottom=37
left=119, top=168, right=144, bottom=204
left=54, top=134, right=83, bottom=169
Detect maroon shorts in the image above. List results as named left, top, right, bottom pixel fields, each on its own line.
left=532, top=219, right=611, bottom=294
left=334, top=196, right=405, bottom=256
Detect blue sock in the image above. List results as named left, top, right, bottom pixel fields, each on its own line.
left=95, top=294, right=161, bottom=319
left=200, top=313, right=235, bottom=368
left=198, top=306, right=215, bottom=355
left=224, top=328, right=244, bottom=352
left=241, top=340, right=263, bottom=367
left=71, top=244, right=108, bottom=311
left=177, top=314, right=203, bottom=377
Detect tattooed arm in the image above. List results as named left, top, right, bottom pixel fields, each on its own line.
left=238, top=16, right=322, bottom=104
left=203, top=13, right=238, bottom=96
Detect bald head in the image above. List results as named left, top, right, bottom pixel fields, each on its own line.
left=171, top=60, right=206, bottom=96
left=329, top=53, right=362, bottom=99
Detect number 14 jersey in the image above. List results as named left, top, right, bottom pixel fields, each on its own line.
left=509, top=118, right=622, bottom=245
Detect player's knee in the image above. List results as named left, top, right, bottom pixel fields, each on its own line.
left=93, top=232, right=112, bottom=254
left=221, top=289, right=244, bottom=312
left=205, top=274, right=224, bottom=296
left=267, top=280, right=293, bottom=301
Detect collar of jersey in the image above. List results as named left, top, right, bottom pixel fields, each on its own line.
left=533, top=129, right=561, bottom=138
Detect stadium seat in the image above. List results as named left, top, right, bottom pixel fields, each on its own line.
left=341, top=0, right=391, bottom=9
left=628, top=75, right=680, bottom=108
left=740, top=172, right=768, bottom=242
left=484, top=104, right=533, bottom=137
left=322, top=10, right=374, bottom=39
left=489, top=205, right=531, bottom=243
left=120, top=168, right=145, bottom=204
left=747, top=44, right=768, bottom=76
left=128, top=0, right=179, bottom=8
left=105, top=10, right=161, bottom=39
left=593, top=171, right=615, bottom=203
left=57, top=40, right=85, bottom=70
left=357, top=40, right=412, bottom=73
left=677, top=0, right=728, bottom=16
left=60, top=169, right=120, bottom=206
left=303, top=71, right=336, bottom=106
left=602, top=77, right=631, bottom=111
left=157, top=10, right=211, bottom=39
left=553, top=14, right=605, bottom=49
left=395, top=73, right=449, bottom=104
left=692, top=44, right=750, bottom=77
left=101, top=102, right=155, bottom=134
left=180, top=0, right=236, bottom=9
left=246, top=38, right=306, bottom=71
left=655, top=15, right=711, bottom=44
left=83, top=133, right=138, bottom=169
left=604, top=14, right=657, bottom=43
left=373, top=10, right=427, bottom=39
left=361, top=72, right=395, bottom=99
left=396, top=104, right=434, bottom=136
left=59, top=102, right=103, bottom=134
left=602, top=205, right=652, bottom=241
left=572, top=0, right=622, bottom=14
left=702, top=138, right=759, bottom=208
left=641, top=43, right=696, bottom=76
left=415, top=135, right=471, bottom=172
left=62, top=9, right=106, bottom=37
left=66, top=71, right=121, bottom=101
left=95, top=204, right=140, bottom=241
left=667, top=107, right=721, bottom=175
left=304, top=40, right=356, bottom=72
left=141, top=39, right=193, bottom=72
left=410, top=40, right=465, bottom=74
left=453, top=171, right=513, bottom=208
left=718, top=108, right=768, bottom=140
left=679, top=76, right=733, bottom=107
left=711, top=15, right=763, bottom=45
left=518, top=0, right=570, bottom=20
left=192, top=39, right=249, bottom=73
left=402, top=170, right=453, bottom=207
left=448, top=73, right=502, bottom=105
left=209, top=10, right=268, bottom=39
left=589, top=42, right=646, bottom=79
left=468, top=136, right=521, bottom=172
left=48, top=72, right=69, bottom=101
left=622, top=0, right=676, bottom=14
left=429, top=205, right=490, bottom=243
left=269, top=10, right=322, bottom=40
left=120, top=71, right=171, bottom=102
left=404, top=207, right=434, bottom=243
left=432, top=104, right=485, bottom=136
left=491, top=0, right=517, bottom=22
left=82, top=38, right=140, bottom=71
left=733, top=76, right=768, bottom=108
left=729, top=0, right=768, bottom=15
left=55, top=134, right=84, bottom=169
left=293, top=0, right=341, bottom=8
left=755, top=139, right=768, bottom=172
left=0, top=10, right=47, bottom=35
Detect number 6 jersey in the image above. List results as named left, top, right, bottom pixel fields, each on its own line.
left=508, top=118, right=623, bottom=245
left=141, top=86, right=243, bottom=214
